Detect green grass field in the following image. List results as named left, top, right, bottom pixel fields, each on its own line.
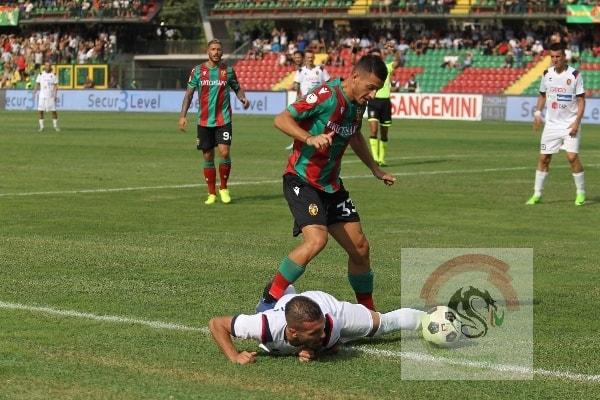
left=1, top=111, right=599, bottom=398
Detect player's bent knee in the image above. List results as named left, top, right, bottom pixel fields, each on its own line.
left=349, top=236, right=370, bottom=262
left=305, top=236, right=328, bottom=254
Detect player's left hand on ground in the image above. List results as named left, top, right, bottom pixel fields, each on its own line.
left=298, top=349, right=316, bottom=363
left=374, top=168, right=395, bottom=186
left=240, top=98, right=250, bottom=110
left=178, top=117, right=187, bottom=132
left=234, top=351, right=257, bottom=365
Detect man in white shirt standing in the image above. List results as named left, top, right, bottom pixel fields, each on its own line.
left=293, top=49, right=330, bottom=100
left=527, top=43, right=586, bottom=206
left=285, top=49, right=331, bottom=150
left=35, top=61, right=60, bottom=132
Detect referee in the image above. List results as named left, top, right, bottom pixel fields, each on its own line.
left=367, top=44, right=399, bottom=166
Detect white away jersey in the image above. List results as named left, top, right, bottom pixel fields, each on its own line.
left=539, top=66, right=584, bottom=130
left=294, top=65, right=330, bottom=97
left=36, top=71, right=58, bottom=98
left=231, top=291, right=342, bottom=355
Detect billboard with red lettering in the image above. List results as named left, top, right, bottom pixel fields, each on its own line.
left=390, top=93, right=482, bottom=121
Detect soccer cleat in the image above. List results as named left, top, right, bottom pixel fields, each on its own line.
left=54, top=127, right=60, bottom=132
left=204, top=194, right=217, bottom=205
left=219, top=188, right=231, bottom=204
left=38, top=127, right=44, bottom=132
left=378, top=160, right=387, bottom=167
left=256, top=297, right=276, bottom=313
left=525, top=195, right=541, bottom=205
left=575, top=193, right=586, bottom=206
left=285, top=143, right=294, bottom=151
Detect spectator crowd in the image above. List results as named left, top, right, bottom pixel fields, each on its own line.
left=243, top=20, right=599, bottom=69
left=1, top=0, right=158, bottom=20
left=0, top=30, right=117, bottom=88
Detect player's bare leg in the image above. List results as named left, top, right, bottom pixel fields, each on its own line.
left=217, top=144, right=232, bottom=203
left=38, top=111, right=44, bottom=131
left=368, top=120, right=380, bottom=163
left=567, top=152, right=585, bottom=205
left=527, top=154, right=552, bottom=205
left=202, top=149, right=217, bottom=205
left=51, top=111, right=59, bottom=131
left=257, top=225, right=327, bottom=312
left=329, top=221, right=375, bottom=310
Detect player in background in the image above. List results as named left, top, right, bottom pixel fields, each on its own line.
left=367, top=44, right=400, bottom=166
left=293, top=49, right=331, bottom=100
left=256, top=55, right=396, bottom=313
left=527, top=42, right=586, bottom=206
left=35, top=61, right=59, bottom=132
left=179, top=39, right=250, bottom=205
left=285, top=50, right=330, bottom=150
left=210, top=290, right=425, bottom=364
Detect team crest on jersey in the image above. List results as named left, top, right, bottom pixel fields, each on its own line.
left=308, top=204, right=319, bottom=216
left=306, top=93, right=318, bottom=104
left=318, top=87, right=329, bottom=95
left=202, top=69, right=207, bottom=76
left=221, top=69, right=227, bottom=77
left=566, top=79, right=572, bottom=85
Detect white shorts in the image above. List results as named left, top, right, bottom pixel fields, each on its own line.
left=540, top=128, right=580, bottom=154
left=38, top=97, right=56, bottom=112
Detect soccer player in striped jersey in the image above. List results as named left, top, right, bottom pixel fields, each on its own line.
left=256, top=55, right=396, bottom=313
left=179, top=39, right=250, bottom=205
left=527, top=42, right=586, bottom=206
left=210, top=289, right=425, bottom=364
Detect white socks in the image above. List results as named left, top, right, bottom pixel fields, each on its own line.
left=52, top=119, right=59, bottom=129
left=374, top=308, right=426, bottom=337
left=534, top=170, right=548, bottom=197
left=38, top=119, right=44, bottom=129
left=573, top=171, right=585, bottom=194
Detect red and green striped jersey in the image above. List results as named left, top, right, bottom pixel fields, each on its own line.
left=285, top=78, right=364, bottom=193
left=187, top=63, right=241, bottom=127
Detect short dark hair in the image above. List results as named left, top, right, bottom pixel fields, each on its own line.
left=207, top=39, right=222, bottom=47
left=549, top=42, right=565, bottom=53
left=354, top=54, right=388, bottom=82
left=285, top=296, right=323, bottom=326
left=293, top=50, right=304, bottom=57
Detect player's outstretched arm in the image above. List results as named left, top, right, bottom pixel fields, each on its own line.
left=350, top=131, right=395, bottom=186
left=178, top=87, right=195, bottom=132
left=208, top=316, right=257, bottom=365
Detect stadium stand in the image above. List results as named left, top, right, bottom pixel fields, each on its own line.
left=1, top=0, right=162, bottom=22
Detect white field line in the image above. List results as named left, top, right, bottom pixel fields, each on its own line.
left=1, top=300, right=599, bottom=383
left=4, top=163, right=597, bottom=198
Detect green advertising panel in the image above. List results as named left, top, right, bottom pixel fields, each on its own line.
left=567, top=5, right=600, bottom=23
left=0, top=7, right=19, bottom=26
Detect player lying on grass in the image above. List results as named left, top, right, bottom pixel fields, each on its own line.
left=209, top=289, right=425, bottom=364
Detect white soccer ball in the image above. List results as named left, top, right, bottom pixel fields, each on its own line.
left=421, top=306, right=462, bottom=348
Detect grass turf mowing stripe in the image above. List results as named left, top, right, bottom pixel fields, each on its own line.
left=2, top=300, right=599, bottom=383
left=3, top=163, right=598, bottom=198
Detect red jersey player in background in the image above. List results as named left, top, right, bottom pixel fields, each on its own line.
left=179, top=39, right=250, bottom=205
